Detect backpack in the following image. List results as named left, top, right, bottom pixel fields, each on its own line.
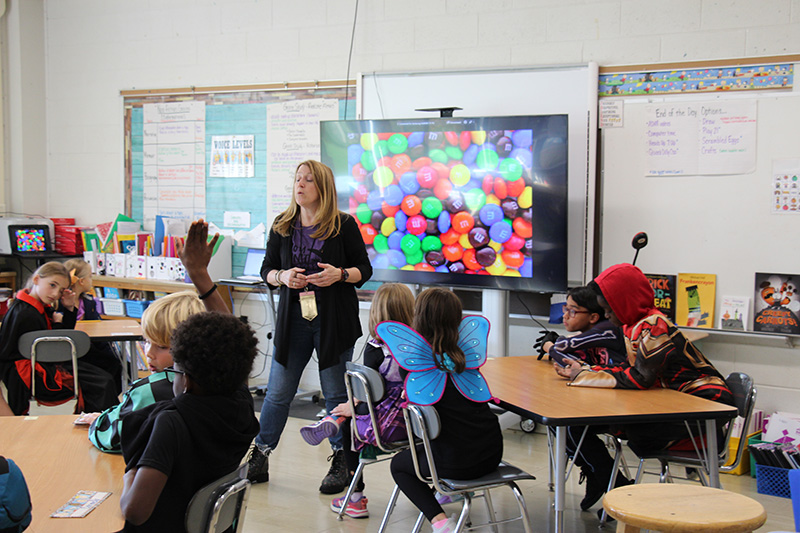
left=0, top=457, right=32, bottom=533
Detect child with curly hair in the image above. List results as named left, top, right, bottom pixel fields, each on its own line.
left=118, top=311, right=260, bottom=532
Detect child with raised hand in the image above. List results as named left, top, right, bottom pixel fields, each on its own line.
left=0, top=261, right=118, bottom=415
left=534, top=285, right=626, bottom=367
left=299, top=282, right=413, bottom=519
left=386, top=288, right=502, bottom=533
left=118, top=311, right=260, bottom=532
left=88, top=291, right=205, bottom=452
left=60, top=258, right=123, bottom=394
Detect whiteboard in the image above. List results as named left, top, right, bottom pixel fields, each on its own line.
left=600, top=89, right=800, bottom=307
left=359, top=64, right=598, bottom=285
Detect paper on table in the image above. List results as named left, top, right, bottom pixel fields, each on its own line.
left=51, top=490, right=111, bottom=518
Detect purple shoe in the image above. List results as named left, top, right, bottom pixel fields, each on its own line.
left=300, top=416, right=341, bottom=446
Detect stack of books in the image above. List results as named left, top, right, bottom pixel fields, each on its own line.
left=51, top=218, right=85, bottom=256
left=749, top=441, right=800, bottom=469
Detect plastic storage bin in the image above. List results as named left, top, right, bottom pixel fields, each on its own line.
left=124, top=300, right=150, bottom=319
left=100, top=298, right=126, bottom=317
left=749, top=434, right=769, bottom=478
left=755, top=464, right=793, bottom=498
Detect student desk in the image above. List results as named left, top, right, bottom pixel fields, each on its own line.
left=76, top=319, right=143, bottom=386
left=481, top=356, right=738, bottom=533
left=0, top=415, right=124, bottom=532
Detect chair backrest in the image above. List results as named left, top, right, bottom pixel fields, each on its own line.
left=720, top=372, right=757, bottom=471
left=344, top=362, right=395, bottom=451
left=18, top=329, right=91, bottom=363
left=185, top=465, right=251, bottom=533
left=17, top=330, right=90, bottom=400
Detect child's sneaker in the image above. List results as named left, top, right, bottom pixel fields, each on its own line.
left=435, top=491, right=466, bottom=505
left=300, top=415, right=343, bottom=446
left=330, top=494, right=369, bottom=518
left=431, top=514, right=457, bottom=532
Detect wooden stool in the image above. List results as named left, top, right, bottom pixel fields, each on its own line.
left=0, top=271, right=16, bottom=292
left=603, top=483, right=767, bottom=533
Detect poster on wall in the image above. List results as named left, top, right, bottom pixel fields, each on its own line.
left=644, top=100, right=756, bottom=176
left=771, top=159, right=800, bottom=214
left=142, top=101, right=206, bottom=231
left=209, top=135, right=255, bottom=177
left=266, top=99, right=339, bottom=225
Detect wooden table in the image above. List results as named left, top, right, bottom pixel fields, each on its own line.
left=482, top=356, right=738, bottom=533
left=0, top=415, right=124, bottom=532
left=76, top=319, right=143, bottom=385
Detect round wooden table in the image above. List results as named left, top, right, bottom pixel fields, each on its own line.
left=603, top=483, right=767, bottom=533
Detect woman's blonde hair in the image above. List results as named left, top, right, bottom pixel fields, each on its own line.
left=63, top=258, right=92, bottom=287
left=25, top=261, right=70, bottom=290
left=141, top=291, right=205, bottom=347
left=272, top=160, right=342, bottom=240
left=369, top=283, right=415, bottom=338
left=412, top=288, right=466, bottom=373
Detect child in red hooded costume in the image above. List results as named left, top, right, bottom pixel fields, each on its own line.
left=555, top=263, right=733, bottom=513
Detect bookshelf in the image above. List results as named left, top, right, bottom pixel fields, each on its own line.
left=91, top=275, right=232, bottom=319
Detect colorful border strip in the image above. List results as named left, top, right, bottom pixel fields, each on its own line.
left=599, top=63, right=793, bottom=96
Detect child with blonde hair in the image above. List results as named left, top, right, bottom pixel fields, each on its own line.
left=89, top=291, right=204, bottom=452
left=300, top=283, right=413, bottom=519
left=59, top=258, right=123, bottom=393
left=0, top=261, right=118, bottom=415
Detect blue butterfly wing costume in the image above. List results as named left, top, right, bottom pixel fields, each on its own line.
left=376, top=316, right=492, bottom=406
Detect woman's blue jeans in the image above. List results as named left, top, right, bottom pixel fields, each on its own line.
left=256, top=301, right=352, bottom=451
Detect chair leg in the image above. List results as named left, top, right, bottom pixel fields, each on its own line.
left=634, top=458, right=645, bottom=484
left=411, top=511, right=425, bottom=533
left=454, top=495, right=472, bottom=533
left=547, top=429, right=555, bottom=491
left=508, top=481, right=534, bottom=533
left=482, top=489, right=498, bottom=533
left=378, top=484, right=401, bottom=533
left=336, top=461, right=364, bottom=520
left=599, top=438, right=624, bottom=524
left=660, top=460, right=672, bottom=483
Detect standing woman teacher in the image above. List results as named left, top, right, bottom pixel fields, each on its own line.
left=248, top=160, right=372, bottom=494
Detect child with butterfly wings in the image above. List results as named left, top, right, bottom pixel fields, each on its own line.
left=380, top=288, right=502, bottom=533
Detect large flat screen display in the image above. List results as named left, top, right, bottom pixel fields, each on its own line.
left=320, top=115, right=568, bottom=293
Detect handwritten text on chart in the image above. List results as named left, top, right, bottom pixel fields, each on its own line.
left=644, top=100, right=757, bottom=176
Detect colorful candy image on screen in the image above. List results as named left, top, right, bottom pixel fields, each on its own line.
left=321, top=115, right=568, bottom=293
left=15, top=228, right=47, bottom=252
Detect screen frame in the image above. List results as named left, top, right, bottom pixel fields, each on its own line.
left=8, top=225, right=52, bottom=254
left=321, top=114, right=569, bottom=293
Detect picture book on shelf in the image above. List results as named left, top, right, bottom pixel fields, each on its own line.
left=719, top=296, right=750, bottom=330
left=645, top=273, right=676, bottom=322
left=754, top=272, right=800, bottom=334
left=676, top=273, right=716, bottom=328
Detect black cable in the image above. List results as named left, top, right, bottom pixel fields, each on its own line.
left=343, top=0, right=359, bottom=119
left=515, top=291, right=551, bottom=332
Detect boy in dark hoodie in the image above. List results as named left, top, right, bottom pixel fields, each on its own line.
left=118, top=312, right=260, bottom=532
left=554, top=263, right=733, bottom=512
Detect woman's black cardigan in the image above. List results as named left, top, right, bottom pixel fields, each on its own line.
left=261, top=213, right=372, bottom=370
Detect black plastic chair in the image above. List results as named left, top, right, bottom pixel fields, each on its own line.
left=185, top=465, right=251, bottom=533
left=17, top=329, right=90, bottom=404
left=337, top=362, right=409, bottom=528
left=632, top=372, right=757, bottom=485
left=399, top=404, right=535, bottom=533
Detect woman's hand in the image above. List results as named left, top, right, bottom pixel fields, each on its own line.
left=279, top=267, right=308, bottom=289
left=331, top=402, right=353, bottom=418
left=554, top=358, right=583, bottom=380
left=306, top=262, right=343, bottom=288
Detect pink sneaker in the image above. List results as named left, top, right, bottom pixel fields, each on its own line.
left=330, top=494, right=369, bottom=518
left=299, top=416, right=342, bottom=446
